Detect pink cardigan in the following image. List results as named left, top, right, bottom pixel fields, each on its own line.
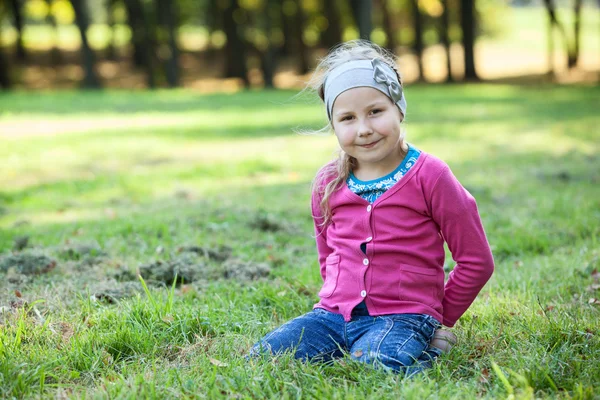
left=311, top=152, right=494, bottom=326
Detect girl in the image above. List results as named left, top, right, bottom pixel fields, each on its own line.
left=250, top=40, right=494, bottom=375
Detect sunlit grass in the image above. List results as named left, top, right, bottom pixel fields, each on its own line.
left=0, top=85, right=599, bottom=398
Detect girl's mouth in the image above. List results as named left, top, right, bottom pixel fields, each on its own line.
left=360, top=139, right=381, bottom=148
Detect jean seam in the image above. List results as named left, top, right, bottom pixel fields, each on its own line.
left=375, top=317, right=396, bottom=357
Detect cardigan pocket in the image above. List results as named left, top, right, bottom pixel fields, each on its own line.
left=318, top=255, right=340, bottom=298
left=398, top=264, right=438, bottom=307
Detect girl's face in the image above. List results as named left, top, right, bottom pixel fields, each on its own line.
left=331, top=87, right=404, bottom=178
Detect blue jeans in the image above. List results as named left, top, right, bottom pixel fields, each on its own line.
left=250, top=307, right=442, bottom=375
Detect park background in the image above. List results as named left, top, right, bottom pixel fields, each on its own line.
left=1, top=0, right=599, bottom=398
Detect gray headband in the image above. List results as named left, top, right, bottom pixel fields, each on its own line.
left=324, top=59, right=406, bottom=121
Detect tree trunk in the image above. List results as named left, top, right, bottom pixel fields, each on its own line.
left=350, top=0, right=372, bottom=41
left=547, top=9, right=555, bottom=77
left=123, top=0, right=146, bottom=67
left=44, top=0, right=63, bottom=65
left=460, top=0, right=479, bottom=80
left=542, top=0, right=570, bottom=73
left=410, top=0, right=424, bottom=80
left=569, top=0, right=582, bottom=68
left=280, top=0, right=294, bottom=57
left=156, top=0, right=180, bottom=87
left=322, top=1, right=342, bottom=50
left=294, top=0, right=309, bottom=74
left=440, top=0, right=453, bottom=82
left=69, top=0, right=101, bottom=88
left=378, top=0, right=397, bottom=54
left=106, top=0, right=117, bottom=61
left=0, top=28, right=11, bottom=89
left=223, top=0, right=249, bottom=86
left=9, top=0, right=26, bottom=62
left=124, top=0, right=156, bottom=87
left=260, top=0, right=278, bottom=88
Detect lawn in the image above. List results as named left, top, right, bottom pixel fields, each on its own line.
left=0, top=84, right=599, bottom=398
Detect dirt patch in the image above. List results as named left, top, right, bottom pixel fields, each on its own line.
left=0, top=250, right=57, bottom=275
left=222, top=259, right=271, bottom=281
left=90, top=281, right=142, bottom=304
left=139, top=253, right=207, bottom=286
left=60, top=241, right=108, bottom=267
left=248, top=212, right=297, bottom=233
left=177, top=245, right=233, bottom=262
left=12, top=236, right=30, bottom=252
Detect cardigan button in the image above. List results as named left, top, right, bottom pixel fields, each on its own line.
left=366, top=205, right=372, bottom=212
left=363, top=258, right=369, bottom=266
left=366, top=236, right=372, bottom=242
left=360, top=290, right=367, bottom=297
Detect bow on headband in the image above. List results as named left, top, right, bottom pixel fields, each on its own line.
left=371, top=59, right=403, bottom=104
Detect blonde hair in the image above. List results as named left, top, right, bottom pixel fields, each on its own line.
left=305, top=40, right=406, bottom=227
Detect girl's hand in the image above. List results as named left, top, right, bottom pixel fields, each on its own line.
left=430, top=329, right=457, bottom=354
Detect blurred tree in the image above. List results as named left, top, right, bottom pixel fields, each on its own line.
left=0, top=6, right=11, bottom=90
left=322, top=1, right=342, bottom=50
left=377, top=0, right=397, bottom=53
left=293, top=0, right=309, bottom=74
left=260, top=0, right=278, bottom=88
left=105, top=0, right=118, bottom=61
left=349, top=0, right=372, bottom=41
left=460, top=0, right=478, bottom=80
left=155, top=0, right=180, bottom=87
left=69, top=0, right=102, bottom=88
left=542, top=0, right=583, bottom=73
left=223, top=0, right=249, bottom=86
left=8, top=0, right=26, bottom=62
left=440, top=0, right=453, bottom=82
left=570, top=0, right=582, bottom=68
left=410, top=0, right=424, bottom=80
left=123, top=0, right=147, bottom=67
left=44, top=0, right=63, bottom=65
left=123, top=0, right=156, bottom=87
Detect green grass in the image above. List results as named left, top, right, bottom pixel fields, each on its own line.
left=1, top=84, right=599, bottom=399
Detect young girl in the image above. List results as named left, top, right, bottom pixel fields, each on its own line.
left=250, top=40, right=494, bottom=375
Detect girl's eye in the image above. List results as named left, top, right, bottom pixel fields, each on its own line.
left=340, top=115, right=353, bottom=122
left=371, top=109, right=382, bottom=115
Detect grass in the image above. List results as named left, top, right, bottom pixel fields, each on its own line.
left=1, top=83, right=599, bottom=399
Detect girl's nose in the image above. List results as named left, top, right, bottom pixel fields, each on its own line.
left=357, top=119, right=373, bottom=137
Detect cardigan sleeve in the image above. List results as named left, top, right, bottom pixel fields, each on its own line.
left=311, top=188, right=334, bottom=282
left=429, top=164, right=495, bottom=327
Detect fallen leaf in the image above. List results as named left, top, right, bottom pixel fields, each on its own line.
left=587, top=284, right=600, bottom=291
left=588, top=298, right=599, bottom=305
left=14, top=290, right=22, bottom=298
left=209, top=358, right=228, bottom=367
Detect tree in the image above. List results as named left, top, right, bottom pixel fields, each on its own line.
left=377, top=0, right=397, bottom=53
left=223, top=0, right=249, bottom=86
left=155, top=0, right=180, bottom=87
left=542, top=0, right=584, bottom=72
left=460, top=0, right=479, bottom=80
left=260, top=0, right=278, bottom=88
left=350, top=0, right=372, bottom=41
left=410, top=0, right=424, bottom=80
left=0, top=19, right=11, bottom=89
left=440, top=0, right=454, bottom=82
left=8, top=0, right=26, bottom=62
left=105, top=0, right=118, bottom=61
left=44, top=0, right=63, bottom=65
left=293, top=0, right=309, bottom=74
left=69, top=0, right=102, bottom=88
left=322, top=1, right=342, bottom=50
left=124, top=0, right=157, bottom=88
